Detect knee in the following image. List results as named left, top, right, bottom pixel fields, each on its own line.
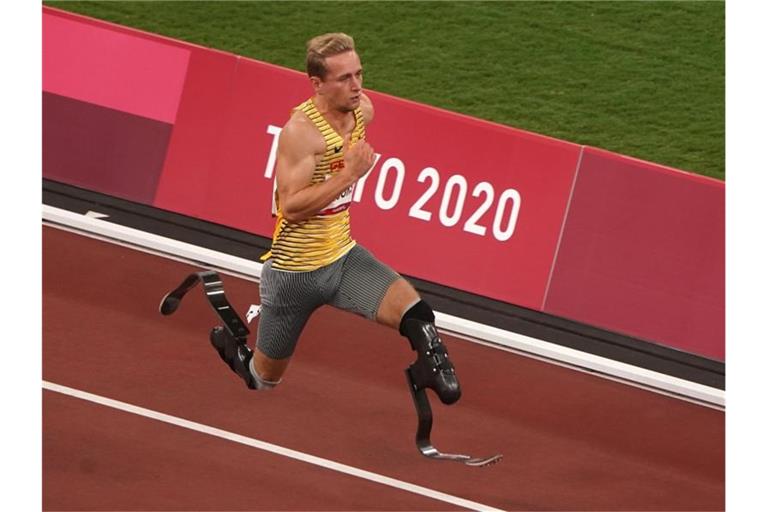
left=250, top=362, right=282, bottom=391
left=252, top=349, right=290, bottom=384
left=253, top=374, right=281, bottom=390
left=377, top=279, right=420, bottom=328
left=398, top=299, right=435, bottom=334
left=257, top=370, right=284, bottom=386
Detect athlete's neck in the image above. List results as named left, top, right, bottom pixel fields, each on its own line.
left=312, top=95, right=354, bottom=127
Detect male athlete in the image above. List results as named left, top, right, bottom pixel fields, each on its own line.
left=211, top=33, right=461, bottom=405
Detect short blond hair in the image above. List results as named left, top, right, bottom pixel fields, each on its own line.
left=306, top=32, right=356, bottom=78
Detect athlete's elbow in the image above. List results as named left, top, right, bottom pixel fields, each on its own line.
left=282, top=207, right=310, bottom=223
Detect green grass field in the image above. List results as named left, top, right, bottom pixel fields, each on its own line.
left=45, top=1, right=725, bottom=180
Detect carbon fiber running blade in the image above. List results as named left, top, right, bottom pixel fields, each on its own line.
left=406, top=369, right=502, bottom=468
left=159, top=273, right=203, bottom=315
left=463, top=454, right=503, bottom=467
left=159, top=270, right=249, bottom=341
left=418, top=443, right=502, bottom=467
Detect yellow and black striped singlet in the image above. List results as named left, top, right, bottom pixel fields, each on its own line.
left=268, top=99, right=366, bottom=271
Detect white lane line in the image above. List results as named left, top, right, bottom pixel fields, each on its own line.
left=43, top=381, right=504, bottom=512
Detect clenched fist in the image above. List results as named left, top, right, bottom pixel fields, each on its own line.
left=342, top=133, right=375, bottom=180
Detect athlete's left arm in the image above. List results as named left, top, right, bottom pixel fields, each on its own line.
left=360, top=92, right=374, bottom=125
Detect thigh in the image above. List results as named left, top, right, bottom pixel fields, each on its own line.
left=255, top=261, right=322, bottom=360
left=328, top=245, right=401, bottom=320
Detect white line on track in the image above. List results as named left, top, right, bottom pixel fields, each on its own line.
left=43, top=380, right=505, bottom=512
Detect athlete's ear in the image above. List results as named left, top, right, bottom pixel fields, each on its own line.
left=310, top=75, right=323, bottom=93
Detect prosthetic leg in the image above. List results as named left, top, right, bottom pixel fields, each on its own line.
left=401, top=309, right=503, bottom=467
left=405, top=371, right=502, bottom=466
left=159, top=271, right=262, bottom=389
left=159, top=270, right=250, bottom=341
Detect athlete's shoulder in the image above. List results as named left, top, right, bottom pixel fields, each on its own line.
left=360, top=92, right=374, bottom=125
left=280, top=108, right=325, bottom=154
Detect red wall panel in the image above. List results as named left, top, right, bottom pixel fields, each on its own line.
left=173, top=59, right=309, bottom=237
left=43, top=92, right=172, bottom=204
left=543, top=148, right=725, bottom=360
left=151, top=49, right=239, bottom=212
left=43, top=10, right=189, bottom=124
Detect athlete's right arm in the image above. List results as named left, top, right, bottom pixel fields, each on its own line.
left=276, top=116, right=375, bottom=223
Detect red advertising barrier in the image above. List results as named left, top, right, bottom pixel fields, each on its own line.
left=543, top=148, right=725, bottom=361
left=152, top=48, right=240, bottom=213
left=41, top=6, right=725, bottom=360
left=42, top=8, right=189, bottom=203
left=154, top=58, right=306, bottom=234
left=43, top=91, right=175, bottom=204
left=43, top=10, right=190, bottom=124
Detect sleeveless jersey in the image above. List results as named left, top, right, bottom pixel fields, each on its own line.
left=267, top=98, right=366, bottom=271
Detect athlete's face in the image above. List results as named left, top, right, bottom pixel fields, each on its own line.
left=315, top=50, right=363, bottom=113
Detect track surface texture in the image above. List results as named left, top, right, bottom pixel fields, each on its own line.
left=42, top=226, right=724, bottom=511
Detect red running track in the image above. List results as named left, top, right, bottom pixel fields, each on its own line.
left=42, top=225, right=724, bottom=510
